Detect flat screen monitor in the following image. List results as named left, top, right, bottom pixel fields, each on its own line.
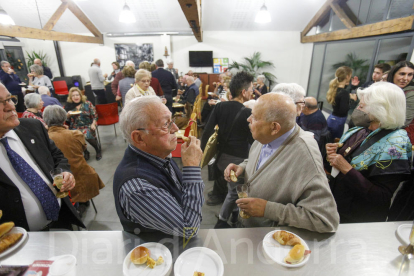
left=189, top=51, right=213, bottom=67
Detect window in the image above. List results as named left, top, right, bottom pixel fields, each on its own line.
left=366, top=0, right=389, bottom=23
left=387, top=0, right=414, bottom=19
left=307, top=44, right=326, bottom=99
left=375, top=36, right=413, bottom=66
left=316, top=10, right=331, bottom=34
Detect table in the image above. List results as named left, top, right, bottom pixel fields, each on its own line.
left=1, top=222, right=412, bottom=275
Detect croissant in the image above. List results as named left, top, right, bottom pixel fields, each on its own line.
left=273, top=231, right=301, bottom=246
left=0, top=232, right=23, bottom=253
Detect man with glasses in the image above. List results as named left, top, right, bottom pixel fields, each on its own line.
left=225, top=92, right=339, bottom=233
left=114, top=96, right=204, bottom=238
left=272, top=83, right=306, bottom=117
left=0, top=83, right=84, bottom=231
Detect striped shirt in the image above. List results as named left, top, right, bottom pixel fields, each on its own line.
left=119, top=145, right=204, bottom=238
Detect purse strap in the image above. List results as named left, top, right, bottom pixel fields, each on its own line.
left=224, top=106, right=246, bottom=144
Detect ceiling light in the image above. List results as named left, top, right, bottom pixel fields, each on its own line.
left=119, top=3, right=136, bottom=24
left=255, top=3, right=271, bottom=24
left=0, top=10, right=15, bottom=25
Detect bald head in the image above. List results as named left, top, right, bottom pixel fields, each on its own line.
left=34, top=59, right=42, bottom=66
left=258, top=93, right=297, bottom=130
left=303, top=97, right=319, bottom=115
left=186, top=76, right=195, bottom=85
left=93, top=58, right=100, bottom=66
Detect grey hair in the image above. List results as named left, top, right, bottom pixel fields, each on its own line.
left=38, top=86, right=49, bottom=95
left=24, top=93, right=41, bottom=108
left=257, top=75, right=266, bottom=82
left=120, top=96, right=162, bottom=144
left=357, top=82, right=406, bottom=129
left=30, top=64, right=44, bottom=76
left=43, top=105, right=67, bottom=127
left=1, top=61, right=9, bottom=67
left=155, top=59, right=164, bottom=67
left=93, top=58, right=100, bottom=64
left=166, top=59, right=174, bottom=65
left=272, top=83, right=305, bottom=103
left=125, top=60, right=135, bottom=67
left=186, top=76, right=195, bottom=83
left=264, top=92, right=297, bottom=130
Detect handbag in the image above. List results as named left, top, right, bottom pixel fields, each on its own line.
left=200, top=106, right=246, bottom=168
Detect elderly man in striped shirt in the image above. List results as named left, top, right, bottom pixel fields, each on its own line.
left=114, top=96, right=204, bottom=238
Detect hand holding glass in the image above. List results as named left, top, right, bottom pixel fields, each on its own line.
left=50, top=168, right=69, bottom=198
left=236, top=184, right=250, bottom=219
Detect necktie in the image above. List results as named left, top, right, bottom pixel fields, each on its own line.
left=1, top=137, right=60, bottom=221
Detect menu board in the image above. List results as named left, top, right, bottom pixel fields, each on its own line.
left=213, top=58, right=229, bottom=73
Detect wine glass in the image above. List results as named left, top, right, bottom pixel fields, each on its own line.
left=236, top=184, right=250, bottom=219
left=50, top=168, right=69, bottom=198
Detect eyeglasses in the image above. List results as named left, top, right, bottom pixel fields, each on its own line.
left=295, top=100, right=306, bottom=105
left=0, top=96, right=18, bottom=106
left=137, top=118, right=176, bottom=133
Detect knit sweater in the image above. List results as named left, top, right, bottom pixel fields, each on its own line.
left=239, top=125, right=339, bottom=233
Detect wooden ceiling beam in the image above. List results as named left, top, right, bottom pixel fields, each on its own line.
left=0, top=25, right=103, bottom=44
left=301, top=15, right=414, bottom=43
left=177, top=0, right=203, bottom=42
left=330, top=2, right=355, bottom=29
left=301, top=0, right=337, bottom=37
left=43, top=2, right=69, bottom=31
left=62, top=0, right=101, bottom=38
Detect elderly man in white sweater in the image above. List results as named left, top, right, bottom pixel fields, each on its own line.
left=225, top=92, right=339, bottom=233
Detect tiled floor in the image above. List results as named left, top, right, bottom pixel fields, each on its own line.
left=80, top=122, right=221, bottom=231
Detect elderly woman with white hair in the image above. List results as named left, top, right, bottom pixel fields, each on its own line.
left=22, top=93, right=47, bottom=128
left=124, top=69, right=157, bottom=105
left=272, top=83, right=306, bottom=116
left=28, top=64, right=53, bottom=92
left=44, top=105, right=105, bottom=206
left=326, top=82, right=412, bottom=223
left=253, top=75, right=268, bottom=99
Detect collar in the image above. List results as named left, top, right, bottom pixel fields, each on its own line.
left=129, top=144, right=172, bottom=169
left=188, top=83, right=196, bottom=89
left=2, top=129, right=19, bottom=142
left=265, top=126, right=295, bottom=150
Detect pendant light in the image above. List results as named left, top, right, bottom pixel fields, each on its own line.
left=0, top=10, right=15, bottom=25
left=119, top=2, right=136, bottom=24
left=255, top=2, right=271, bottom=24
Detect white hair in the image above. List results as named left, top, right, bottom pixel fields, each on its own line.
left=262, top=92, right=297, bottom=129
left=166, top=60, right=174, bottom=65
left=24, top=93, right=41, bottom=108
left=186, top=76, right=195, bottom=83
left=257, top=75, right=266, bottom=82
left=43, top=105, right=67, bottom=127
left=357, top=82, right=406, bottom=129
left=120, top=96, right=162, bottom=144
left=125, top=60, right=135, bottom=67
left=272, top=83, right=305, bottom=103
left=38, top=86, right=49, bottom=95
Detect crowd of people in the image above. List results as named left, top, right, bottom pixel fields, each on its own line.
left=0, top=55, right=413, bottom=241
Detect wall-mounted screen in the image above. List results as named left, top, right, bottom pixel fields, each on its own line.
left=189, top=51, right=213, bottom=67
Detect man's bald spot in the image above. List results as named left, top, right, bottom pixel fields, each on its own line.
left=305, top=97, right=318, bottom=110
left=257, top=93, right=297, bottom=130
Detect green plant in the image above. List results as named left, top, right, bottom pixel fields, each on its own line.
left=332, top=53, right=369, bottom=84
left=26, top=50, right=49, bottom=68
left=228, top=52, right=277, bottom=88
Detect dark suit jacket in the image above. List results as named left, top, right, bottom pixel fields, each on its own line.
left=43, top=66, right=53, bottom=80
left=151, top=68, right=177, bottom=98
left=0, top=119, right=84, bottom=231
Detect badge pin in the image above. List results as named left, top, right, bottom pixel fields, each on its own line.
left=31, top=139, right=35, bottom=144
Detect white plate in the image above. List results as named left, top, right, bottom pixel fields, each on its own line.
left=208, top=92, right=214, bottom=95
left=174, top=247, right=224, bottom=276
left=262, top=230, right=310, bottom=268
left=123, top=242, right=172, bottom=276
left=397, top=224, right=413, bottom=245
left=68, top=111, right=82, bottom=115
left=0, top=227, right=28, bottom=259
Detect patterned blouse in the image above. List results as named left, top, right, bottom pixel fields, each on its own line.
left=67, top=101, right=98, bottom=140
left=22, top=110, right=47, bottom=128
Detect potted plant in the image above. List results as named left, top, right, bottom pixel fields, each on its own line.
left=26, top=50, right=49, bottom=68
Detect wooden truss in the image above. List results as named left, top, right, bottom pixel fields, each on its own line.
left=178, top=0, right=203, bottom=42
left=0, top=0, right=103, bottom=44
left=301, top=0, right=414, bottom=43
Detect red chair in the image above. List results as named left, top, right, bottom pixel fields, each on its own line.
left=95, top=102, right=119, bottom=145
left=53, top=81, right=69, bottom=101
left=17, top=112, right=23, bottom=118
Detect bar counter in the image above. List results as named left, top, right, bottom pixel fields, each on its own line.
left=1, top=221, right=412, bottom=275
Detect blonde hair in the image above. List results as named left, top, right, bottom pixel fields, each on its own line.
left=139, top=61, right=151, bottom=71
left=67, top=87, right=87, bottom=103
left=135, top=69, right=151, bottom=82
left=326, top=66, right=352, bottom=105
left=122, top=66, right=136, bottom=78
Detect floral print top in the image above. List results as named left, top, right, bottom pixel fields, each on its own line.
left=67, top=101, right=98, bottom=140
left=22, top=110, right=47, bottom=128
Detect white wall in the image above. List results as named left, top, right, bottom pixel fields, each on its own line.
left=17, top=31, right=314, bottom=90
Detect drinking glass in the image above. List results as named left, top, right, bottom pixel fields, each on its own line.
left=236, top=184, right=250, bottom=219
left=50, top=168, right=69, bottom=198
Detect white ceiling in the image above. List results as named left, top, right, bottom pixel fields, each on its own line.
left=0, top=0, right=327, bottom=34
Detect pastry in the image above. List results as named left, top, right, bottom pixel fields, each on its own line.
left=273, top=231, right=301, bottom=246
left=155, top=256, right=164, bottom=266
left=130, top=246, right=150, bottom=265
left=182, top=137, right=190, bottom=143
left=0, top=232, right=23, bottom=254
left=0, top=222, right=14, bottom=238
left=230, top=170, right=238, bottom=182
left=147, top=256, right=156, bottom=269
left=193, top=272, right=205, bottom=276
left=284, top=244, right=305, bottom=264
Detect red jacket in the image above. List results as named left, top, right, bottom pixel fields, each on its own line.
left=150, top=77, right=163, bottom=96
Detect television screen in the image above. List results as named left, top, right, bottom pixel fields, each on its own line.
left=189, top=51, right=213, bottom=67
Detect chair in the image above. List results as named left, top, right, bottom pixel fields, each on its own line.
left=95, top=102, right=119, bottom=145
left=202, top=85, right=209, bottom=100
left=317, top=101, right=324, bottom=110
left=53, top=81, right=69, bottom=101
left=17, top=112, right=23, bottom=118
